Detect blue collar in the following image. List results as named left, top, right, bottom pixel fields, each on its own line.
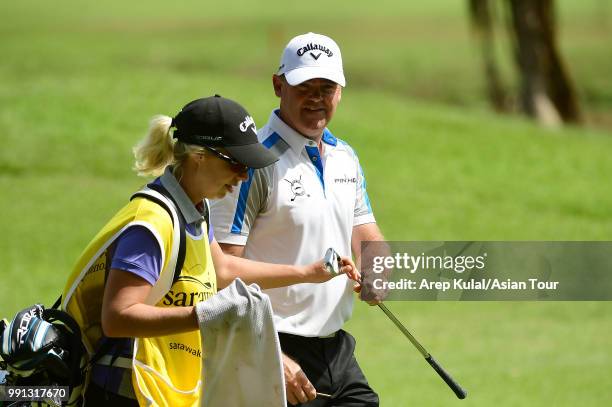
left=322, top=129, right=338, bottom=146
left=270, top=110, right=338, bottom=150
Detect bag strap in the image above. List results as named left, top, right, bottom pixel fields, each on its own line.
left=133, top=183, right=187, bottom=286
left=51, top=295, right=62, bottom=310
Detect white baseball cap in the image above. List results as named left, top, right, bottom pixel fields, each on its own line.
left=277, top=32, right=346, bottom=87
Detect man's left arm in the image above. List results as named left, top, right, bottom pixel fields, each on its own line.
left=350, top=150, right=385, bottom=268
left=351, top=223, right=388, bottom=305
left=351, top=223, right=385, bottom=269
left=350, top=152, right=389, bottom=303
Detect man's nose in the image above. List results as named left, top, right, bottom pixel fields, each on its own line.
left=308, top=87, right=323, bottom=101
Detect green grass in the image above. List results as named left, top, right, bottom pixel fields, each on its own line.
left=347, top=301, right=612, bottom=406
left=1, top=1, right=611, bottom=405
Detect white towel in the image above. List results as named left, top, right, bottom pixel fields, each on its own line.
left=196, top=278, right=286, bottom=407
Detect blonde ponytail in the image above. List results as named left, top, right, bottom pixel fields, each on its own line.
left=133, top=115, right=175, bottom=177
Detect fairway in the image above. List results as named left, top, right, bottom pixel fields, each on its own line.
left=1, top=1, right=611, bottom=405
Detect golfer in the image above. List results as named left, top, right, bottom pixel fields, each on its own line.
left=210, top=33, right=384, bottom=406
left=61, top=95, right=359, bottom=406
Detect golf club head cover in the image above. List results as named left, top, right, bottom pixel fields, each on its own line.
left=0, top=304, right=69, bottom=378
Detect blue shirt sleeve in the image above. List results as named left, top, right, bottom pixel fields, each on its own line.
left=110, top=226, right=162, bottom=286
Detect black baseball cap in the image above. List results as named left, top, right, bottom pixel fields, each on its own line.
left=171, top=95, right=278, bottom=169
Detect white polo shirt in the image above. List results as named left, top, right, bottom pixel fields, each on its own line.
left=210, top=110, right=375, bottom=336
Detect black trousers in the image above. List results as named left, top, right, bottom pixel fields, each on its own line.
left=279, top=330, right=379, bottom=407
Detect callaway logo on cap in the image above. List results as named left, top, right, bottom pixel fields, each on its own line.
left=277, top=32, right=346, bottom=87
left=171, top=95, right=278, bottom=169
left=239, top=116, right=256, bottom=134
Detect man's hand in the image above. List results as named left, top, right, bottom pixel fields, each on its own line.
left=352, top=282, right=383, bottom=305
left=337, top=256, right=361, bottom=282
left=283, top=353, right=316, bottom=405
left=305, top=255, right=360, bottom=284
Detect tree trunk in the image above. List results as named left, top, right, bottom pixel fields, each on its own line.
left=468, top=0, right=509, bottom=112
left=507, top=0, right=582, bottom=125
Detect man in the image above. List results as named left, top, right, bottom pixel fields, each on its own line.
left=210, top=32, right=384, bottom=406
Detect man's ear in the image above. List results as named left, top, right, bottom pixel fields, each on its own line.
left=272, top=74, right=283, bottom=98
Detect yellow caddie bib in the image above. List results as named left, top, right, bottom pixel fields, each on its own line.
left=61, top=187, right=216, bottom=406
left=132, top=225, right=216, bottom=407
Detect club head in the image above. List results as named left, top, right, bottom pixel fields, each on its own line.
left=324, top=247, right=340, bottom=276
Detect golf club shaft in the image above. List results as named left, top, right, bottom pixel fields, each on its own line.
left=377, top=303, right=467, bottom=399
left=378, top=303, right=429, bottom=357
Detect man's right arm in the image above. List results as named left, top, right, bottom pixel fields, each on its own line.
left=218, top=243, right=244, bottom=257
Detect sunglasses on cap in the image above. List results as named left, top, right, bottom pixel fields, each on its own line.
left=202, top=145, right=249, bottom=173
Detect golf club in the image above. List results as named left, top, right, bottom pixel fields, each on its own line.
left=378, top=303, right=467, bottom=399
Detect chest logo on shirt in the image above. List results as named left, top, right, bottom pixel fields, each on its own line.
left=334, top=174, right=358, bottom=184
left=284, top=175, right=310, bottom=202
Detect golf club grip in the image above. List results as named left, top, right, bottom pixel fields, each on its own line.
left=425, top=355, right=467, bottom=399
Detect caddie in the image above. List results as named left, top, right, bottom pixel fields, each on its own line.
left=210, top=32, right=384, bottom=406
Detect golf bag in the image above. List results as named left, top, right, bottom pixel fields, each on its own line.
left=0, top=303, right=87, bottom=406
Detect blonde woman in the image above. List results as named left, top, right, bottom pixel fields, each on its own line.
left=61, top=95, right=358, bottom=406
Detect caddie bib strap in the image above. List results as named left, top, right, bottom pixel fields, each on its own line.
left=132, top=183, right=187, bottom=287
